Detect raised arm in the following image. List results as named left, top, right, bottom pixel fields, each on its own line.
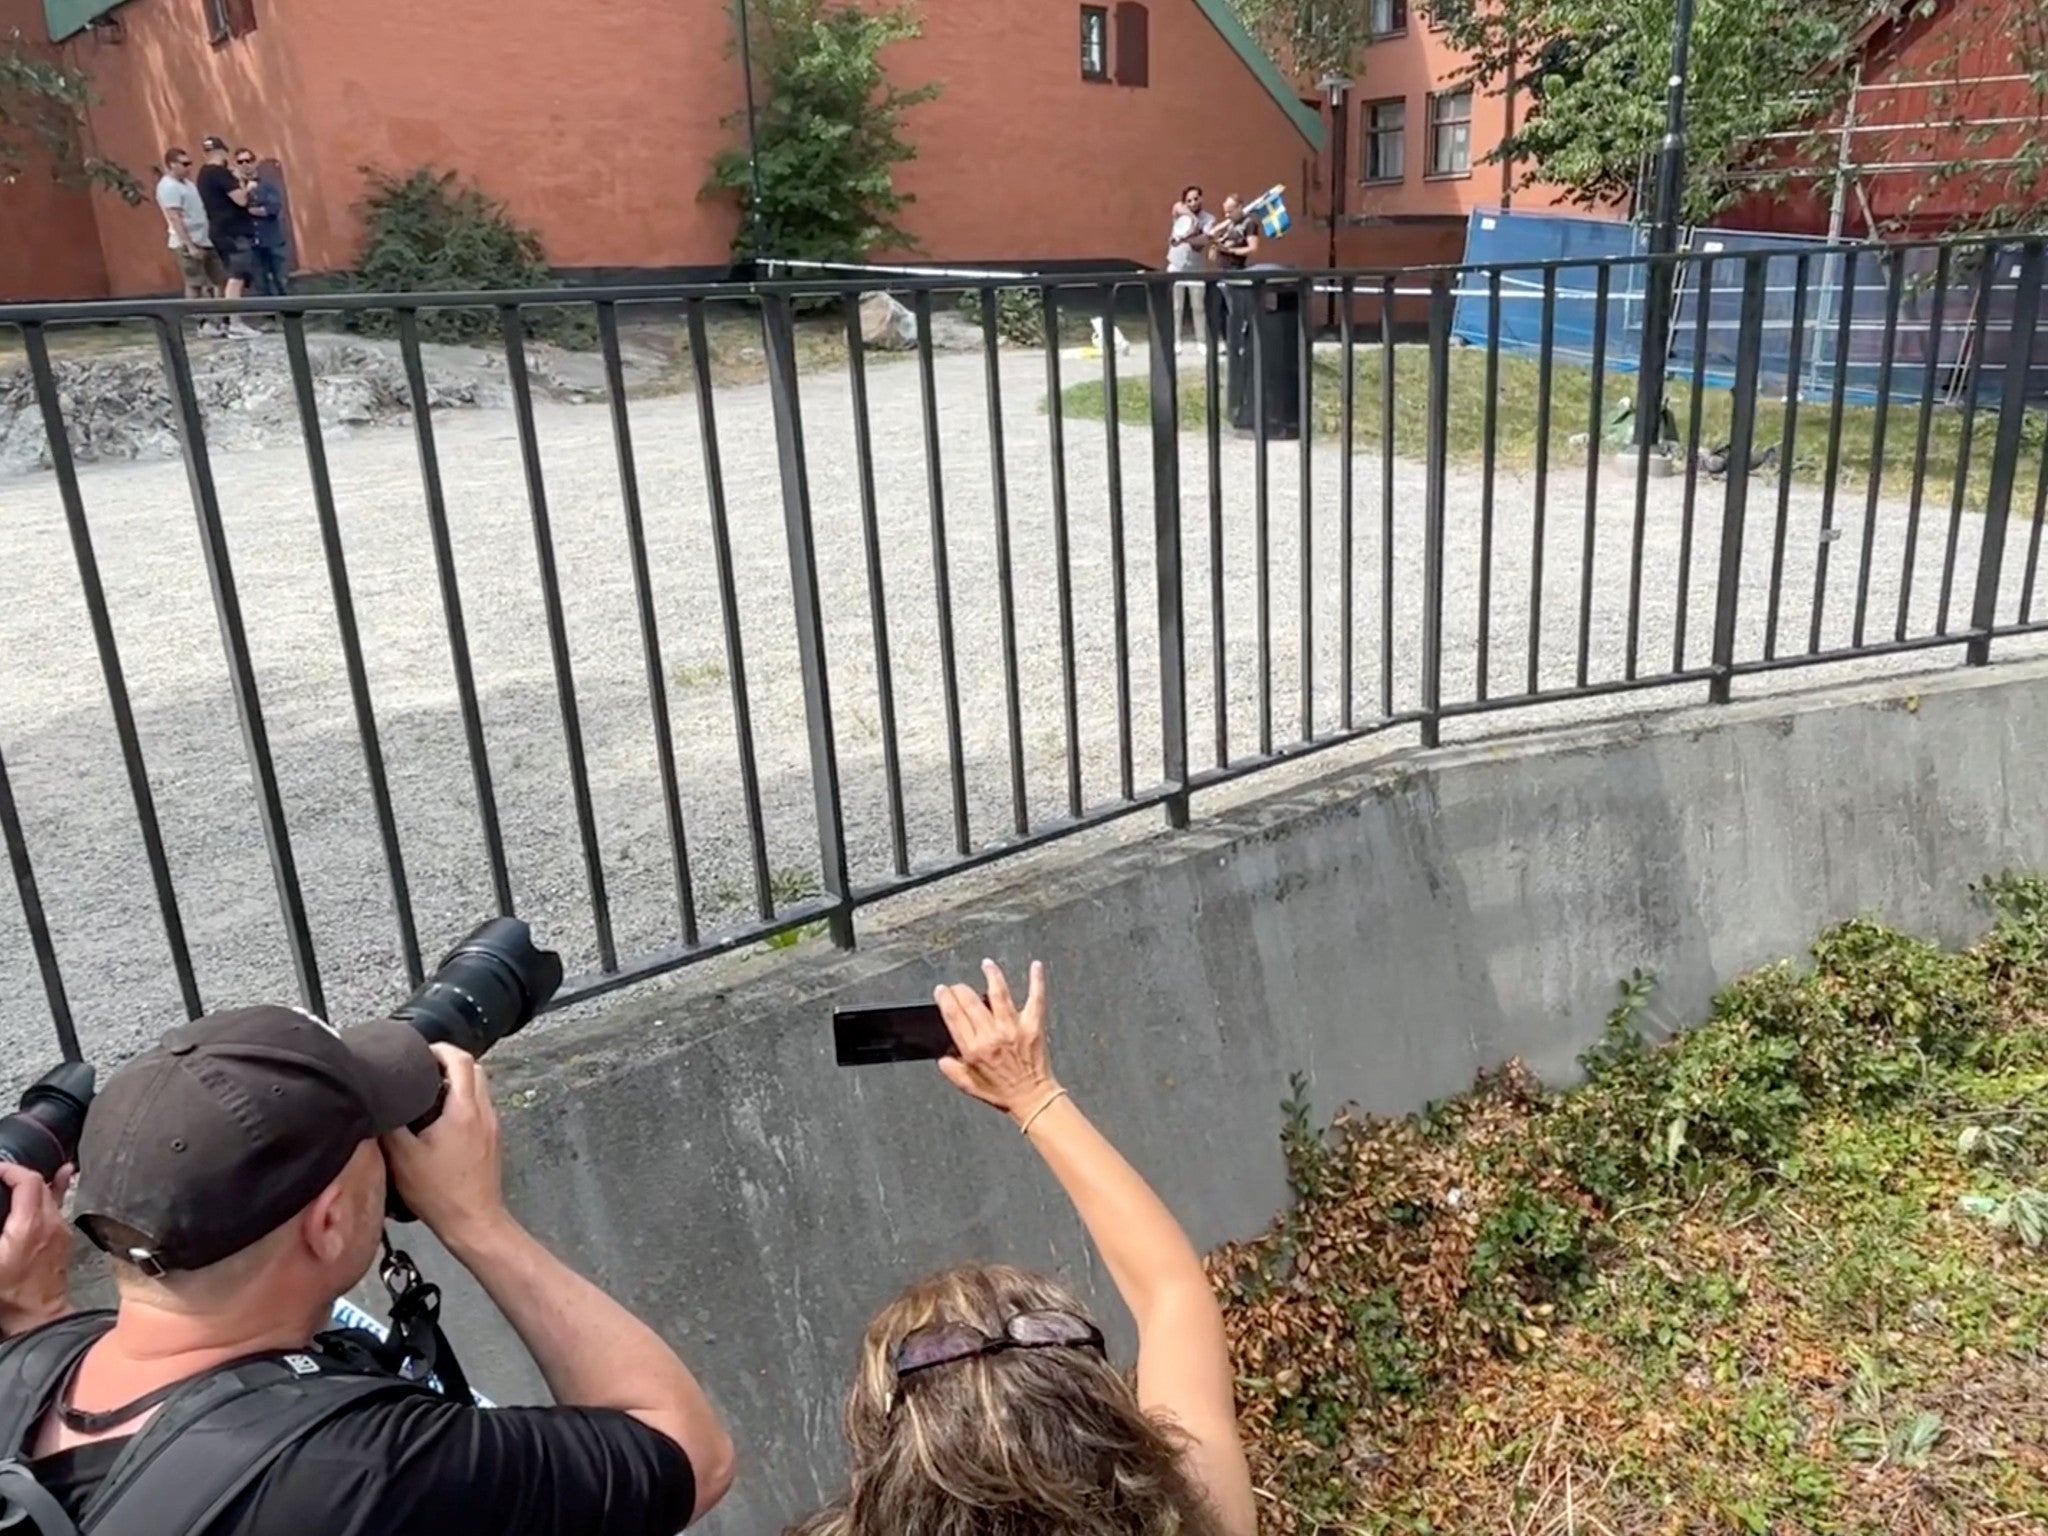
left=934, top=965, right=1256, bottom=1536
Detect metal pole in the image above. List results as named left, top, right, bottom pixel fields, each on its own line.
left=1631, top=0, right=1696, bottom=447
left=733, top=0, right=769, bottom=260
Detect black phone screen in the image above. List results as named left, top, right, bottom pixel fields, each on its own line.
left=833, top=1002, right=958, bottom=1065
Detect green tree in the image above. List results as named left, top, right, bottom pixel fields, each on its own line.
left=1, top=28, right=138, bottom=202
left=702, top=0, right=940, bottom=265
left=1424, top=0, right=1869, bottom=221
left=1228, top=0, right=1372, bottom=77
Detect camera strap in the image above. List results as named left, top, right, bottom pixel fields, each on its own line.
left=369, top=1235, right=473, bottom=1406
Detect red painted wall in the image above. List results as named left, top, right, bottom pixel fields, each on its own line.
left=1723, top=0, right=2045, bottom=237
left=0, top=0, right=109, bottom=300
left=5, top=0, right=1321, bottom=299
left=890, top=1, right=1314, bottom=267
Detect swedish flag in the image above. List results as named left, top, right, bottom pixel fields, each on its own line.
left=1242, top=185, right=1291, bottom=240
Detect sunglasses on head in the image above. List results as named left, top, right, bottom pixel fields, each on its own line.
left=892, top=1309, right=1105, bottom=1383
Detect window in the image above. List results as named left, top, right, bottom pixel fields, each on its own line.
left=1080, top=7, right=1109, bottom=80
left=204, top=0, right=258, bottom=43
left=1113, top=2, right=1149, bottom=87
left=1427, top=88, right=1472, bottom=175
left=1362, top=98, right=1406, bottom=182
left=1369, top=0, right=1407, bottom=35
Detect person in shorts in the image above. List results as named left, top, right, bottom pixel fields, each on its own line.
left=155, top=147, right=229, bottom=335
left=196, top=135, right=261, bottom=337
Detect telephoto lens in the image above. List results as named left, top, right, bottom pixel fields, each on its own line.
left=0, top=1063, right=95, bottom=1224
left=390, top=917, right=563, bottom=1129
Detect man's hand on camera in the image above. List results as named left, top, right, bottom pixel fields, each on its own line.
left=0, top=1162, right=74, bottom=1338
left=379, top=1045, right=508, bottom=1250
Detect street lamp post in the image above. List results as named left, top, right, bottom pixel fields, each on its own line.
left=1633, top=0, right=1698, bottom=448
left=733, top=0, right=769, bottom=263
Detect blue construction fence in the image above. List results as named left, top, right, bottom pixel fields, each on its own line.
left=1452, top=209, right=2048, bottom=407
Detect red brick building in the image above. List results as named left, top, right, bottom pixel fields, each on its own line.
left=1, top=0, right=1326, bottom=300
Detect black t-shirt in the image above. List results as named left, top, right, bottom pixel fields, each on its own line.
left=196, top=163, right=255, bottom=247
left=31, top=1392, right=695, bottom=1536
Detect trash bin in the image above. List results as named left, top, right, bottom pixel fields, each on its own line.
left=1225, top=266, right=1302, bottom=440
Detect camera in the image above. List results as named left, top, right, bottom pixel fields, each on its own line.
left=389, top=917, right=565, bottom=1130
left=383, top=918, right=562, bottom=1221
left=0, top=1063, right=95, bottom=1225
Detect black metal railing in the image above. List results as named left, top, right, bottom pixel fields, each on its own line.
left=3, top=235, right=2045, bottom=1064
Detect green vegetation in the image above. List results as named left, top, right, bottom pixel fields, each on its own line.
left=1061, top=346, right=2048, bottom=513
left=0, top=30, right=138, bottom=203
left=704, top=0, right=939, bottom=267
left=1217, top=874, right=2048, bottom=1534
left=348, top=167, right=589, bottom=346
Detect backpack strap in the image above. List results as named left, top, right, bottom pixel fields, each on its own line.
left=79, top=1355, right=426, bottom=1536
left=0, top=1315, right=116, bottom=1461
left=0, top=1458, right=81, bottom=1536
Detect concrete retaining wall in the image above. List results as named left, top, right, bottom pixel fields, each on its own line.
left=418, top=661, right=2048, bottom=1535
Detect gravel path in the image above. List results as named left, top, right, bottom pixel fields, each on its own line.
left=4, top=336, right=2043, bottom=1073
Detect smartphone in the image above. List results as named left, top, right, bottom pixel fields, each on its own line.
left=833, top=1001, right=962, bottom=1066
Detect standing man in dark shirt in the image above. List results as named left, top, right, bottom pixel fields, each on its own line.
left=195, top=135, right=261, bottom=337
left=0, top=1006, right=735, bottom=1535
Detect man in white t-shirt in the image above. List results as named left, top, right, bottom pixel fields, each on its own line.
left=155, top=146, right=228, bottom=335
left=1165, top=183, right=1215, bottom=355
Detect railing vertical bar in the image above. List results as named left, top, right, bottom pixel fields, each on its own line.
left=2022, top=403, right=2048, bottom=625
left=761, top=294, right=854, bottom=943
left=1809, top=248, right=1862, bottom=654
left=1852, top=253, right=1906, bottom=649
left=398, top=307, right=514, bottom=917
left=0, top=740, right=79, bottom=1061
left=1099, top=284, right=1135, bottom=797
left=1339, top=277, right=1357, bottom=726
left=1297, top=275, right=1314, bottom=744
left=1625, top=259, right=1657, bottom=681
left=1897, top=245, right=1952, bottom=641
left=912, top=289, right=972, bottom=851
left=1379, top=275, right=1396, bottom=718
left=156, top=316, right=323, bottom=1015
left=1253, top=278, right=1273, bottom=755
left=499, top=304, right=615, bottom=971
left=1528, top=270, right=1557, bottom=694
left=595, top=301, right=697, bottom=947
left=1710, top=258, right=1769, bottom=703
left=1672, top=255, right=1714, bottom=672
left=21, top=322, right=201, bottom=1018
left=1041, top=288, right=1085, bottom=817
left=1577, top=263, right=1610, bottom=689
left=1939, top=252, right=1999, bottom=635
left=845, top=301, right=910, bottom=876
left=1420, top=275, right=1452, bottom=749
left=1147, top=281, right=1191, bottom=827
left=684, top=299, right=773, bottom=915
left=1477, top=269, right=1500, bottom=701
left=980, top=289, right=1030, bottom=836
left=1208, top=281, right=1229, bottom=764
left=1966, top=241, right=2043, bottom=664
left=281, top=312, right=423, bottom=984
left=1764, top=254, right=1811, bottom=662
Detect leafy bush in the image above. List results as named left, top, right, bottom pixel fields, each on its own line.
left=704, top=0, right=939, bottom=267
left=1218, top=880, right=2048, bottom=1533
left=954, top=287, right=1048, bottom=348
left=348, top=166, right=589, bottom=346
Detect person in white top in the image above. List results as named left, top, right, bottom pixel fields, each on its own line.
left=1165, top=184, right=1215, bottom=355
left=154, top=147, right=228, bottom=338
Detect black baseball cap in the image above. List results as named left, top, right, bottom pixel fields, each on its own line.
left=200, top=135, right=229, bottom=152
left=74, top=1007, right=441, bottom=1274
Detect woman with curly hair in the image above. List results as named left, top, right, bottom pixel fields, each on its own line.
left=793, top=960, right=1255, bottom=1536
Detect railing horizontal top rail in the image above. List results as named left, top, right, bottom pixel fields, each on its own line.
left=0, top=233, right=2024, bottom=325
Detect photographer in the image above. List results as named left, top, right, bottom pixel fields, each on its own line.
left=0, top=1006, right=734, bottom=1535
